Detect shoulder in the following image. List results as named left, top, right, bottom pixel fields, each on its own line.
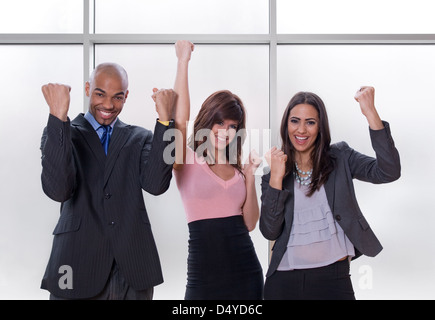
left=330, top=141, right=353, bottom=157
left=331, top=141, right=350, bottom=151
left=118, top=119, right=153, bottom=137
left=131, top=125, right=152, bottom=136
left=329, top=142, right=357, bottom=166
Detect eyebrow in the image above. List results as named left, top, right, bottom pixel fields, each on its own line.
left=94, top=88, right=125, bottom=96
left=290, top=116, right=317, bottom=121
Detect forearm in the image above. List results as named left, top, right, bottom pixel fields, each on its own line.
left=140, top=121, right=175, bottom=195
left=173, top=59, right=190, bottom=167
left=349, top=121, right=401, bottom=183
left=40, top=114, right=76, bottom=202
left=365, top=108, right=384, bottom=131
left=174, top=59, right=190, bottom=128
left=259, top=177, right=289, bottom=240
left=369, top=121, right=401, bottom=181
left=268, top=173, right=284, bottom=190
left=242, top=175, right=260, bottom=232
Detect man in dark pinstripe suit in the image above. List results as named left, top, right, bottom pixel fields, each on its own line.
left=40, top=63, right=176, bottom=299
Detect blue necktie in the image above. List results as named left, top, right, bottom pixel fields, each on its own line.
left=100, top=125, right=111, bottom=155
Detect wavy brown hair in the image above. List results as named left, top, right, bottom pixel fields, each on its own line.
left=188, top=90, right=246, bottom=172
left=280, top=92, right=334, bottom=196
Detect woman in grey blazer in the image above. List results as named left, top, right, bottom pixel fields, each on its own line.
left=260, top=87, right=401, bottom=300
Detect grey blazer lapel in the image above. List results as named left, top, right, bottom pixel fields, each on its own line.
left=103, top=119, right=131, bottom=186
left=324, top=169, right=336, bottom=211
left=282, top=173, right=295, bottom=224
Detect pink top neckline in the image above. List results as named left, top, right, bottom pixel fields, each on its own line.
left=174, top=147, right=246, bottom=223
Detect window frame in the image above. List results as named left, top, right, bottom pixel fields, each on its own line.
left=1, top=0, right=434, bottom=141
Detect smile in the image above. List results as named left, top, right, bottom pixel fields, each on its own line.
left=216, top=135, right=227, bottom=142
left=294, top=136, right=309, bottom=144
left=295, top=136, right=308, bottom=141
left=99, top=110, right=114, bottom=118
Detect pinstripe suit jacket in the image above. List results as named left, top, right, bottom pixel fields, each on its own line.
left=40, top=113, right=174, bottom=299
left=260, top=122, right=401, bottom=278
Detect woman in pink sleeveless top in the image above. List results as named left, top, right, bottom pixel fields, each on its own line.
left=171, top=41, right=263, bottom=300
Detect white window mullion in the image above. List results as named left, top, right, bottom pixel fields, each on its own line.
left=82, top=0, right=93, bottom=111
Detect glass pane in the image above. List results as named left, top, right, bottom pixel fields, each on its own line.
left=277, top=45, right=435, bottom=299
left=0, top=45, right=83, bottom=299
left=95, top=0, right=268, bottom=34
left=0, top=0, right=82, bottom=33
left=95, top=44, right=270, bottom=299
left=277, top=0, right=435, bottom=34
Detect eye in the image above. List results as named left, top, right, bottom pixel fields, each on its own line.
left=229, top=124, right=238, bottom=130
left=289, top=118, right=299, bottom=124
left=307, top=120, right=317, bottom=126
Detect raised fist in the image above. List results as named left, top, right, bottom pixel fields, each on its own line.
left=175, top=40, right=194, bottom=62
left=265, top=146, right=287, bottom=180
left=354, top=86, right=375, bottom=117
left=152, top=88, right=177, bottom=122
left=354, top=86, right=384, bottom=130
left=42, top=83, right=71, bottom=121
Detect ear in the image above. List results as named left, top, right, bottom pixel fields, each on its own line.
left=85, top=81, right=91, bottom=97
left=124, top=90, right=129, bottom=101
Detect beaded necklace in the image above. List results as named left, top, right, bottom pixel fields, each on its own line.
left=294, top=162, right=313, bottom=186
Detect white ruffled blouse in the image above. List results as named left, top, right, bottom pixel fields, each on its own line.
left=277, top=180, right=355, bottom=271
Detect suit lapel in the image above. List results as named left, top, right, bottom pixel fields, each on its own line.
left=72, top=114, right=132, bottom=187
left=72, top=114, right=107, bottom=165
left=103, top=119, right=131, bottom=186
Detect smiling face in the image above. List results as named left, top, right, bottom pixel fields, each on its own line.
left=209, top=119, right=239, bottom=151
left=287, top=103, right=319, bottom=157
left=85, top=64, right=129, bottom=126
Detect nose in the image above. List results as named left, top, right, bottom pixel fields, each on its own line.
left=103, top=96, right=115, bottom=110
left=297, top=123, right=307, bottom=134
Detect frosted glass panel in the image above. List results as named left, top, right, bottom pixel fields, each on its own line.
left=277, top=0, right=435, bottom=34
left=0, top=45, right=83, bottom=299
left=277, top=45, right=435, bottom=299
left=95, top=0, right=268, bottom=34
left=0, top=0, right=82, bottom=33
left=95, top=44, right=269, bottom=299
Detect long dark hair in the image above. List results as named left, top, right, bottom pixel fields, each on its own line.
left=189, top=90, right=246, bottom=172
left=280, top=92, right=334, bottom=196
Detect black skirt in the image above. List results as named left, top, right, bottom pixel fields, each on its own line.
left=185, top=215, right=264, bottom=300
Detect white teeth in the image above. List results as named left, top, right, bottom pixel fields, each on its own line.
left=217, top=136, right=226, bottom=142
left=100, top=111, right=111, bottom=116
left=296, top=136, right=308, bottom=140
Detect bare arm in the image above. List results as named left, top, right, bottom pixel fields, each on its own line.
left=173, top=40, right=194, bottom=170
left=242, top=151, right=262, bottom=231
